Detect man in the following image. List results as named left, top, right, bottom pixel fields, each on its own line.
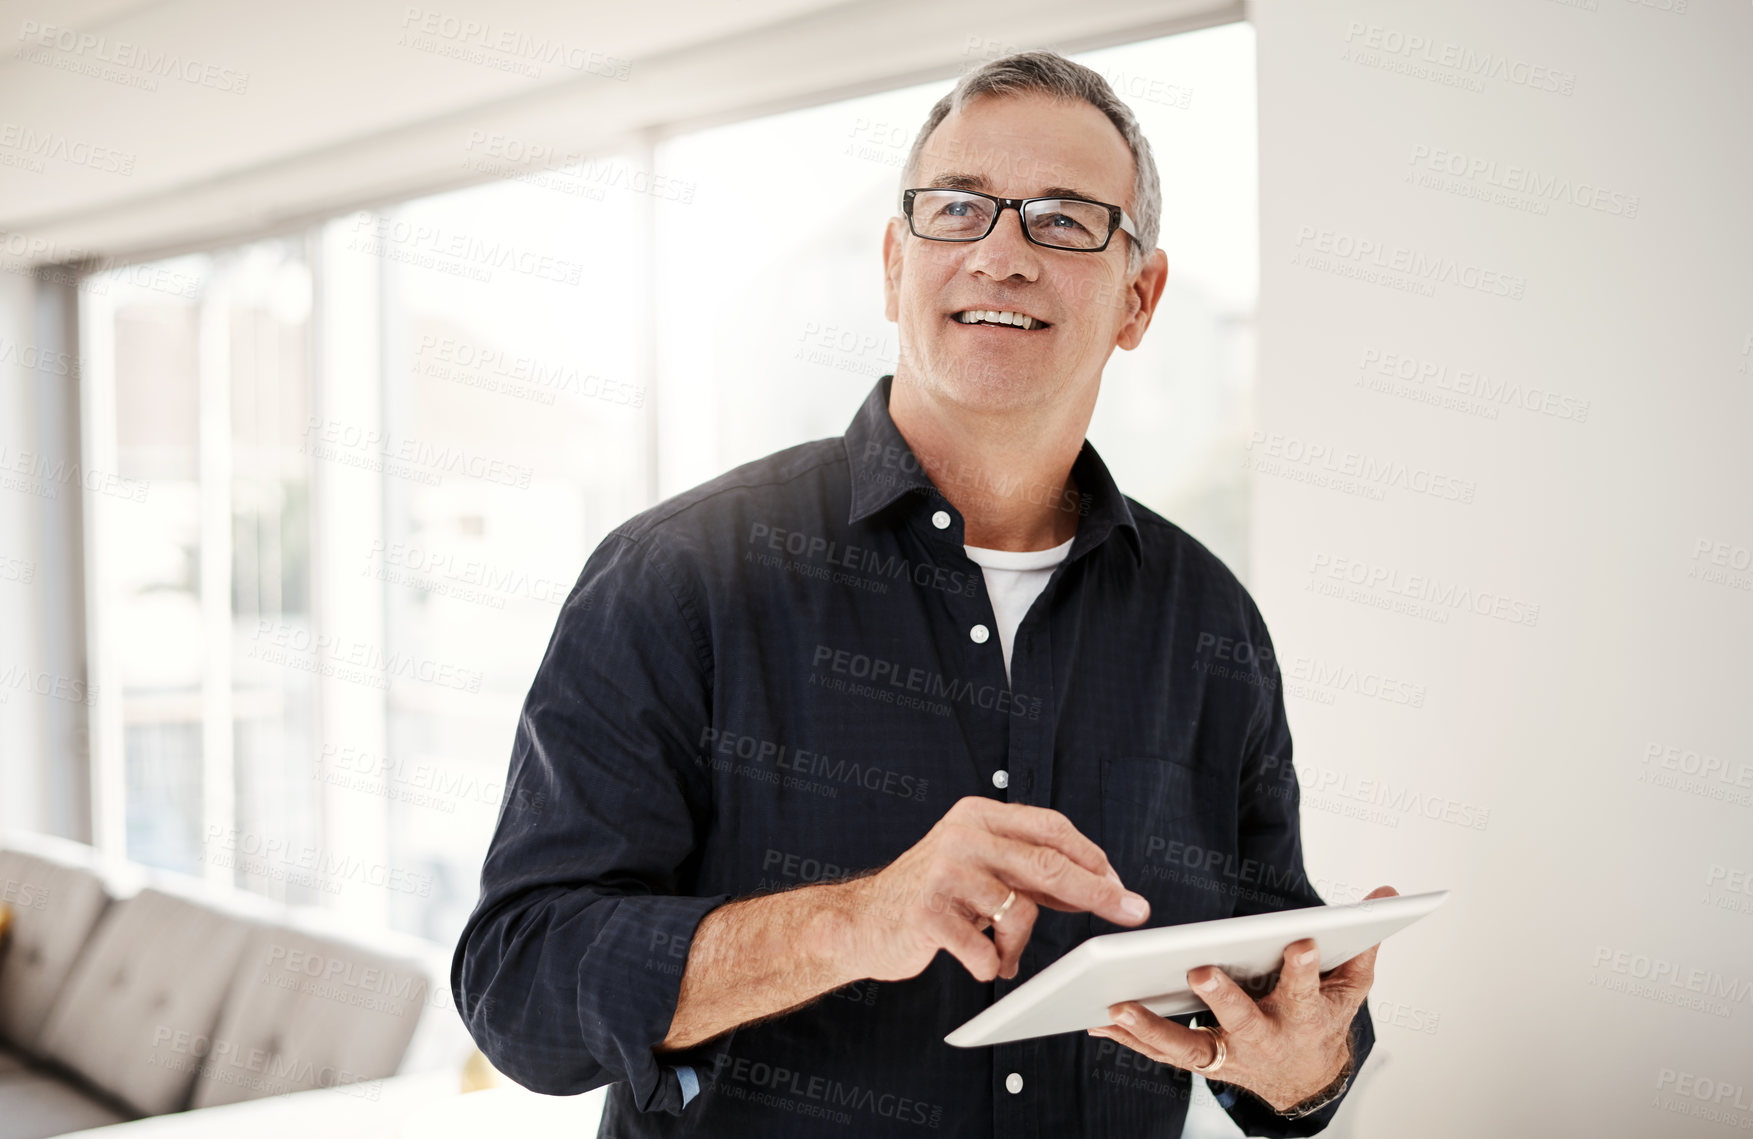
left=453, top=50, right=1394, bottom=1137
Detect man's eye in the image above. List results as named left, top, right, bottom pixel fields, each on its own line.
left=1040, top=213, right=1088, bottom=232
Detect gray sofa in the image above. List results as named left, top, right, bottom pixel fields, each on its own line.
left=0, top=831, right=470, bottom=1139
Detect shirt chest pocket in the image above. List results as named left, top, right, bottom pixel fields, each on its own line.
left=1098, top=755, right=1235, bottom=928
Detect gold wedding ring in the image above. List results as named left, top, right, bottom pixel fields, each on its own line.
left=989, top=888, right=1018, bottom=926
left=1190, top=1024, right=1227, bottom=1076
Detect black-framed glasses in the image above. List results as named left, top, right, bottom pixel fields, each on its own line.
left=901, top=187, right=1138, bottom=252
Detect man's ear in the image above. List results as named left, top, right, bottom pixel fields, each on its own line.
left=882, top=217, right=905, bottom=323
left=1116, top=247, right=1169, bottom=352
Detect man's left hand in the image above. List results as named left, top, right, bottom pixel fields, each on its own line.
left=1089, top=884, right=1398, bottom=1112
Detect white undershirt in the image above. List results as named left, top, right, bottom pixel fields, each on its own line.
left=963, top=535, right=1076, bottom=684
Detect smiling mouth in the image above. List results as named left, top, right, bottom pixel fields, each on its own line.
left=952, top=309, right=1050, bottom=331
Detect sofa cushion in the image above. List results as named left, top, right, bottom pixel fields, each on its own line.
left=38, top=889, right=252, bottom=1116
left=0, top=850, right=111, bottom=1054
left=189, top=926, right=428, bottom=1108
left=0, top=1068, right=131, bottom=1139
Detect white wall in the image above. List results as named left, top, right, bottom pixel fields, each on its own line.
left=1252, top=1, right=1753, bottom=1135
left=0, top=270, right=90, bottom=840
left=0, top=273, right=49, bottom=832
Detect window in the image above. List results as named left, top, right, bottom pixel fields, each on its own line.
left=82, top=24, right=1256, bottom=956
left=370, top=168, right=647, bottom=938
left=84, top=242, right=322, bottom=899
left=657, top=23, right=1257, bottom=574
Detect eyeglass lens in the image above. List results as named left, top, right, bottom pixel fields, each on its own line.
left=909, top=190, right=1113, bottom=250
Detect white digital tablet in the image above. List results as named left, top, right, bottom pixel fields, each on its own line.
left=945, top=890, right=1448, bottom=1048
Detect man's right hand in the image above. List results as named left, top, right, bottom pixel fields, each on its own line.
left=829, top=796, right=1151, bottom=985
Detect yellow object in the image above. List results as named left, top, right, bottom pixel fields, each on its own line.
left=459, top=1048, right=508, bottom=1094
left=0, top=902, right=12, bottom=943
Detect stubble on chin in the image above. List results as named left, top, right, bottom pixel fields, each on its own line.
left=895, top=334, right=1054, bottom=416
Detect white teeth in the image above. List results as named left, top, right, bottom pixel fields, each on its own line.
left=957, top=309, right=1042, bottom=330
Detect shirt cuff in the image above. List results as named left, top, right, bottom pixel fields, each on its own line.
left=574, top=892, right=731, bottom=1115
left=673, top=1064, right=699, bottom=1107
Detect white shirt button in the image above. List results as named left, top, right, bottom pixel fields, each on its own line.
left=931, top=510, right=951, bottom=530
left=1005, top=1072, right=1023, bottom=1094
left=992, top=770, right=1009, bottom=790
left=970, top=624, right=990, bottom=644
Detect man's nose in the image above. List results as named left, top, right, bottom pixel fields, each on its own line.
left=963, top=206, right=1039, bottom=282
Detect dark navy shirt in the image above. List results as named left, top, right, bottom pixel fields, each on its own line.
left=452, top=374, right=1373, bottom=1137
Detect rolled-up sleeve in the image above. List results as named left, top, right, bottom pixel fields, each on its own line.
left=1213, top=606, right=1376, bottom=1137
left=451, top=528, right=734, bottom=1114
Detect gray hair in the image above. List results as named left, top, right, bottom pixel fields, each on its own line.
left=900, top=50, right=1161, bottom=277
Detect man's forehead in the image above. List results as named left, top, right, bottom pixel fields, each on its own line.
left=913, top=94, right=1133, bottom=203
left=923, top=170, right=1111, bottom=204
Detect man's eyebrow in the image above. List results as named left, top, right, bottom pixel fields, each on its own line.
left=924, top=172, right=1104, bottom=201
left=925, top=172, right=990, bottom=192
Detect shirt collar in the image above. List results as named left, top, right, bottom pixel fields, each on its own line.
left=842, top=374, right=1142, bottom=568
